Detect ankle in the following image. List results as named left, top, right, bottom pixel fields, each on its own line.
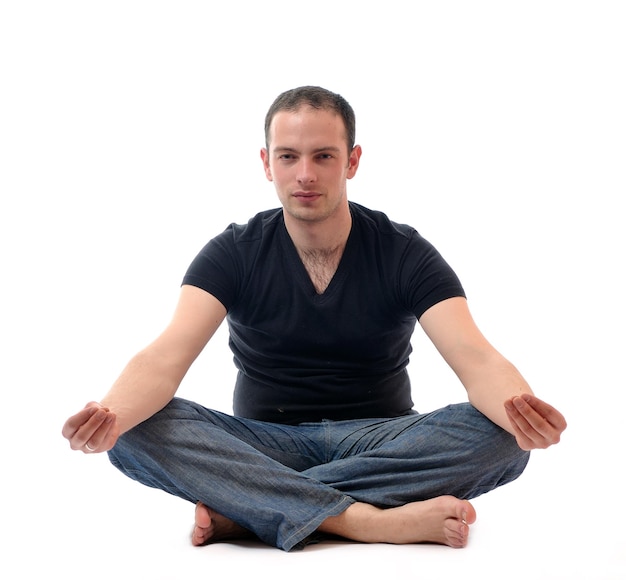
left=318, top=502, right=382, bottom=543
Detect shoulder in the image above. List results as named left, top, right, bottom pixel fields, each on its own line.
left=349, top=202, right=417, bottom=240
left=350, top=202, right=431, bottom=257
left=224, top=207, right=283, bottom=244
left=183, top=208, right=284, bottom=310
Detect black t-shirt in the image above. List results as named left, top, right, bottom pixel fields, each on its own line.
left=182, top=202, right=465, bottom=425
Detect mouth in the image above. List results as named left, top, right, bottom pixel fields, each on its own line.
left=293, top=191, right=321, bottom=200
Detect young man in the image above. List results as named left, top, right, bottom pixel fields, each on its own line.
left=62, top=86, right=567, bottom=551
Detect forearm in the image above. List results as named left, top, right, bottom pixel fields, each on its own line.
left=463, top=354, right=534, bottom=435
left=419, top=297, right=563, bottom=448
left=100, top=348, right=185, bottom=434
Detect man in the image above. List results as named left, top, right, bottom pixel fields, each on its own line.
left=62, top=86, right=566, bottom=552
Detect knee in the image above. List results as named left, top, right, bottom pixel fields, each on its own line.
left=106, top=404, right=182, bottom=486
left=453, top=403, right=530, bottom=484
left=493, top=432, right=530, bottom=483
left=107, top=402, right=179, bottom=469
left=112, top=397, right=197, bottom=447
left=472, top=407, right=529, bottom=461
left=107, top=424, right=151, bottom=474
left=107, top=397, right=218, bottom=467
left=474, top=413, right=531, bottom=487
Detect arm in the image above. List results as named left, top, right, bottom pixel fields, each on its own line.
left=62, top=285, right=227, bottom=452
left=419, top=296, right=566, bottom=450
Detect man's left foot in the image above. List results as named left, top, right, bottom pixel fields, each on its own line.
left=191, top=502, right=253, bottom=546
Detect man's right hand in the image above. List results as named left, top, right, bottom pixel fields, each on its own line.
left=62, top=402, right=120, bottom=453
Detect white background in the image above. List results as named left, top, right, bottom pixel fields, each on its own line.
left=1, top=1, right=624, bottom=578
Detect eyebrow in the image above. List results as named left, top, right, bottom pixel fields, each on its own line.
left=272, top=146, right=342, bottom=154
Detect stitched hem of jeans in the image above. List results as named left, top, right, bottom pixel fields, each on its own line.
left=281, top=495, right=355, bottom=552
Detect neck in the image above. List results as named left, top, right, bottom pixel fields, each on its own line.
left=287, top=210, right=351, bottom=294
left=284, top=201, right=352, bottom=256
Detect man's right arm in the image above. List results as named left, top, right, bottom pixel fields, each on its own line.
left=62, top=285, right=227, bottom=453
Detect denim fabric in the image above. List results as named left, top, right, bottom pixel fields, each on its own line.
left=108, top=397, right=529, bottom=551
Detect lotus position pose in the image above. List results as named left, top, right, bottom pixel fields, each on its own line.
left=62, top=86, right=566, bottom=551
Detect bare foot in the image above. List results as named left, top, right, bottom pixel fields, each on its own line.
left=191, top=502, right=253, bottom=546
left=319, top=496, right=477, bottom=548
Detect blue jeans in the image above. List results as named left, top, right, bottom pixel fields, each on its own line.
left=108, top=397, right=529, bottom=551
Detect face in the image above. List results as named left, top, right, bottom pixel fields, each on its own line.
left=260, top=106, right=361, bottom=225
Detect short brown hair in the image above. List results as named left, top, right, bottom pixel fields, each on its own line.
left=264, top=86, right=356, bottom=153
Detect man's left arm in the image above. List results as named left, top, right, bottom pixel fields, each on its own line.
left=419, top=297, right=567, bottom=451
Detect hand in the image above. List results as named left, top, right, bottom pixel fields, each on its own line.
left=61, top=402, right=119, bottom=453
left=504, top=393, right=567, bottom=451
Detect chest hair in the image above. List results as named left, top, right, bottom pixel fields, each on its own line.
left=297, top=246, right=344, bottom=294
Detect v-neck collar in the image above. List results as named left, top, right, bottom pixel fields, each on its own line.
left=279, top=213, right=356, bottom=302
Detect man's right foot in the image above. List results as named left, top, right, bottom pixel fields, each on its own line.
left=319, top=495, right=477, bottom=548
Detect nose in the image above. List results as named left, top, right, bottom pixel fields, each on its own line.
left=296, top=158, right=316, bottom=185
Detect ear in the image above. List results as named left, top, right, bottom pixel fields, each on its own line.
left=260, top=148, right=273, bottom=181
left=347, top=144, right=362, bottom=180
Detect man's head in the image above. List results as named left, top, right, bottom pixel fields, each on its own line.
left=264, top=86, right=356, bottom=155
left=260, top=86, right=362, bottom=228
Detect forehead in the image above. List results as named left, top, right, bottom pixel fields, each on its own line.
left=268, top=106, right=347, bottom=147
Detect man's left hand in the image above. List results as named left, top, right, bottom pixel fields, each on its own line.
left=504, top=393, right=567, bottom=451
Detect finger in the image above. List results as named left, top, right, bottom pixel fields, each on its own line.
left=506, top=397, right=560, bottom=449
left=61, top=406, right=99, bottom=439
left=514, top=396, right=565, bottom=445
left=504, top=403, right=536, bottom=450
left=83, top=413, right=117, bottom=453
left=514, top=396, right=549, bottom=431
left=520, top=393, right=568, bottom=431
left=70, top=409, right=110, bottom=451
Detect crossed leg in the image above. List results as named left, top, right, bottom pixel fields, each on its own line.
left=189, top=404, right=524, bottom=550
left=110, top=399, right=526, bottom=551
left=192, top=495, right=476, bottom=549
